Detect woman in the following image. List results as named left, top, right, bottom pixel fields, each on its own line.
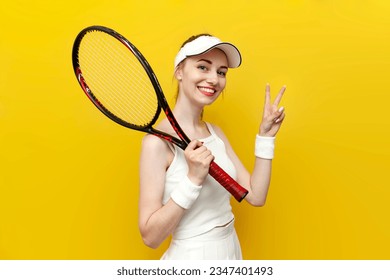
left=138, top=34, right=286, bottom=259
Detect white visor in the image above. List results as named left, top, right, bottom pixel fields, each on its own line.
left=174, top=35, right=242, bottom=69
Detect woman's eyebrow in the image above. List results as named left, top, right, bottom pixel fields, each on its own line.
left=197, top=59, right=228, bottom=69
left=197, top=59, right=212, bottom=64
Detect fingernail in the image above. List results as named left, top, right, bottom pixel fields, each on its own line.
left=275, top=118, right=280, bottom=123
left=278, top=106, right=284, bottom=112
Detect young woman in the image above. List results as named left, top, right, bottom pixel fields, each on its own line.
left=138, top=34, right=286, bottom=260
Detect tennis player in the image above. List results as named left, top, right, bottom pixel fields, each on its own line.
left=138, top=34, right=286, bottom=259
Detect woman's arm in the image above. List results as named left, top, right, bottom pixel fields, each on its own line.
left=138, top=135, right=213, bottom=248
left=138, top=135, right=185, bottom=248
left=212, top=126, right=270, bottom=206
left=213, top=84, right=286, bottom=206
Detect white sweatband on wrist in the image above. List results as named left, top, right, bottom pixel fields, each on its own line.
left=171, top=176, right=202, bottom=209
left=255, top=135, right=275, bottom=159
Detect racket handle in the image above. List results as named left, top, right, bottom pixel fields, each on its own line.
left=209, top=161, right=249, bottom=202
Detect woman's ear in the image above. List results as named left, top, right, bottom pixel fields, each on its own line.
left=174, top=66, right=182, bottom=81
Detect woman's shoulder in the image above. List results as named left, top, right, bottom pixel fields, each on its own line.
left=143, top=119, right=171, bottom=144
left=141, top=119, right=175, bottom=157
left=141, top=133, right=170, bottom=152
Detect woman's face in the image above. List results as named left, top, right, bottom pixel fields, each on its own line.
left=176, top=48, right=229, bottom=107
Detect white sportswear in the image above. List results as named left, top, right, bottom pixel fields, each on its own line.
left=162, top=123, right=237, bottom=240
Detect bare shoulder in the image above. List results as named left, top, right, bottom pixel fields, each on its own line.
left=141, top=118, right=175, bottom=161
left=141, top=133, right=170, bottom=154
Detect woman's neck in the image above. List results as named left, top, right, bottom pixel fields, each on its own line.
left=172, top=95, right=204, bottom=127
left=172, top=98, right=209, bottom=139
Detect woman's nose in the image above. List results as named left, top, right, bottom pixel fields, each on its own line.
left=206, top=71, right=218, bottom=85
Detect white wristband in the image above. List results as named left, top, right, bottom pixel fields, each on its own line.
left=171, top=176, right=202, bottom=209
left=255, top=135, right=275, bottom=159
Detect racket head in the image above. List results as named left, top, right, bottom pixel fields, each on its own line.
left=72, top=25, right=163, bottom=131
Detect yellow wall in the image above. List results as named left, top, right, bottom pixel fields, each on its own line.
left=1, top=0, right=390, bottom=259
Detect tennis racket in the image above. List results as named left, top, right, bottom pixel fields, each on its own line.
left=72, top=25, right=248, bottom=202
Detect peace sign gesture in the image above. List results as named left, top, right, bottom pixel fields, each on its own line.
left=259, top=84, right=286, bottom=137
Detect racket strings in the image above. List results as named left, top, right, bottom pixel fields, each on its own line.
left=78, top=30, right=158, bottom=127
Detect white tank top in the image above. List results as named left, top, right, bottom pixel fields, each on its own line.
left=162, top=123, right=236, bottom=240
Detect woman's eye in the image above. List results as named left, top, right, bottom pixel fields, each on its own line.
left=218, top=71, right=227, bottom=77
left=198, top=65, right=207, bottom=71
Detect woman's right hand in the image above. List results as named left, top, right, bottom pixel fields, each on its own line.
left=184, top=140, right=214, bottom=186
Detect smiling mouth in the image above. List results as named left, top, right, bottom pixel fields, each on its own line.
left=198, top=86, right=216, bottom=96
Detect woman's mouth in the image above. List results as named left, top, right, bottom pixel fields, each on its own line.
left=198, top=86, right=216, bottom=96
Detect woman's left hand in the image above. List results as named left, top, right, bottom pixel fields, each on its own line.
left=259, top=84, right=286, bottom=137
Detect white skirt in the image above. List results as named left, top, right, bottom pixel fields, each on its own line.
left=161, top=220, right=242, bottom=260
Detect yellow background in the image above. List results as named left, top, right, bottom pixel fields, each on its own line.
left=1, top=0, right=389, bottom=259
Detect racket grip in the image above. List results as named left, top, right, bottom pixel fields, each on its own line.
left=209, top=161, right=248, bottom=202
